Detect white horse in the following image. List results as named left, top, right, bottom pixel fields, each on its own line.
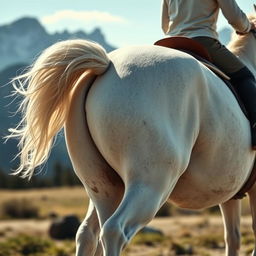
left=8, top=13, right=256, bottom=256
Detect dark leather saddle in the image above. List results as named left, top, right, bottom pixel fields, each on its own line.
left=154, top=37, right=256, bottom=200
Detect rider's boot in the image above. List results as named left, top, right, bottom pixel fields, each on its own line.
left=229, top=67, right=256, bottom=150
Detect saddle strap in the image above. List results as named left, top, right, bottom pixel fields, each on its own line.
left=201, top=61, right=230, bottom=81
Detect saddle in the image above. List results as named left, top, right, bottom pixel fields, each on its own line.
left=154, top=37, right=256, bottom=200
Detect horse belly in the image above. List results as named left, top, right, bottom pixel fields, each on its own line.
left=169, top=169, right=239, bottom=209
left=167, top=71, right=256, bottom=210
left=169, top=135, right=254, bottom=210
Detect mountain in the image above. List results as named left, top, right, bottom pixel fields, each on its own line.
left=0, top=17, right=116, bottom=174
left=0, top=64, right=72, bottom=174
left=0, top=17, right=116, bottom=70
left=218, top=27, right=232, bottom=46
left=0, top=17, right=233, bottom=174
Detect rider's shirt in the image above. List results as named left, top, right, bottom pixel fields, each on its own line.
left=161, top=0, right=251, bottom=39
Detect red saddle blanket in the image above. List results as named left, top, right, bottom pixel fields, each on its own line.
left=155, top=37, right=230, bottom=79
left=155, top=36, right=212, bottom=61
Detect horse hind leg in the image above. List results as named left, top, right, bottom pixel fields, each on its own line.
left=76, top=199, right=101, bottom=256
left=99, top=184, right=162, bottom=256
left=219, top=199, right=241, bottom=256
left=75, top=171, right=124, bottom=256
left=248, top=182, right=256, bottom=256
left=99, top=162, right=182, bottom=256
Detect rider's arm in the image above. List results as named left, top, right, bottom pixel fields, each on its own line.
left=217, top=0, right=251, bottom=33
left=161, top=0, right=169, bottom=34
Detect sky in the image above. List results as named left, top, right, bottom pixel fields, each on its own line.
left=1, top=0, right=255, bottom=47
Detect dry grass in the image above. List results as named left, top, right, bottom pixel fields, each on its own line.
left=123, top=216, right=254, bottom=256
left=0, top=216, right=254, bottom=256
left=0, top=187, right=254, bottom=256
left=0, top=187, right=89, bottom=219
left=0, top=187, right=252, bottom=219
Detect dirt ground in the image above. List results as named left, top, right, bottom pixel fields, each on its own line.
left=0, top=215, right=254, bottom=256
left=0, top=188, right=254, bottom=255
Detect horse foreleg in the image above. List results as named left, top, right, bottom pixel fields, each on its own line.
left=76, top=199, right=101, bottom=256
left=219, top=199, right=241, bottom=256
left=248, top=182, right=256, bottom=256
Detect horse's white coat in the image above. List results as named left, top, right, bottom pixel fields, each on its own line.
left=64, top=35, right=256, bottom=255
left=86, top=45, right=254, bottom=208
left=9, top=17, right=256, bottom=256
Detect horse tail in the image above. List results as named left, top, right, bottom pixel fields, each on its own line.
left=8, top=39, right=110, bottom=179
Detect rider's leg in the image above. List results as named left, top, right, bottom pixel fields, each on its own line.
left=192, top=37, right=244, bottom=73
left=193, top=36, right=256, bottom=149
left=228, top=67, right=256, bottom=148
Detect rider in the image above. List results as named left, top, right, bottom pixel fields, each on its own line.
left=161, top=0, right=256, bottom=150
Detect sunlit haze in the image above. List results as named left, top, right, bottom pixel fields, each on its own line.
left=1, top=0, right=255, bottom=47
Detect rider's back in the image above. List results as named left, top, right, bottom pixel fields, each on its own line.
left=162, top=0, right=250, bottom=39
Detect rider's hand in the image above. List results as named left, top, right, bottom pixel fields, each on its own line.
left=250, top=20, right=256, bottom=31
left=237, top=21, right=256, bottom=35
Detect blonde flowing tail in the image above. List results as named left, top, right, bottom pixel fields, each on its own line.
left=8, top=39, right=110, bottom=179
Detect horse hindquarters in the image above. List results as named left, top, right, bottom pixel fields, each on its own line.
left=94, top=122, right=190, bottom=255
left=65, top=74, right=124, bottom=256
left=85, top=91, right=191, bottom=255
left=84, top=48, right=201, bottom=256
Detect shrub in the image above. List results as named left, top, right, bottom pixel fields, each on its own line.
left=1, top=199, right=39, bottom=219
left=207, top=205, right=220, bottom=214
left=195, top=234, right=224, bottom=249
left=242, top=233, right=255, bottom=245
left=156, top=203, right=173, bottom=217
left=171, top=241, right=194, bottom=255
left=0, top=235, right=75, bottom=256
left=0, top=235, right=51, bottom=256
left=131, top=232, right=166, bottom=246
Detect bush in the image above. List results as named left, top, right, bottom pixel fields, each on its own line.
left=131, top=232, right=166, bottom=246
left=207, top=205, right=220, bottom=214
left=1, top=199, right=39, bottom=219
left=171, top=241, right=194, bottom=255
left=0, top=235, right=75, bottom=256
left=195, top=234, right=224, bottom=249
left=156, top=203, right=172, bottom=217
left=0, top=235, right=51, bottom=256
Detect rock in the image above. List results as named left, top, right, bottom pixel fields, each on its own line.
left=48, top=212, right=58, bottom=219
left=139, top=226, right=164, bottom=235
left=49, top=215, right=80, bottom=240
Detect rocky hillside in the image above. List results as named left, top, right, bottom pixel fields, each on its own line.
left=0, top=17, right=232, bottom=174
left=0, top=64, right=72, bottom=173
left=0, top=17, right=115, bottom=70
left=0, top=17, right=116, bottom=173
